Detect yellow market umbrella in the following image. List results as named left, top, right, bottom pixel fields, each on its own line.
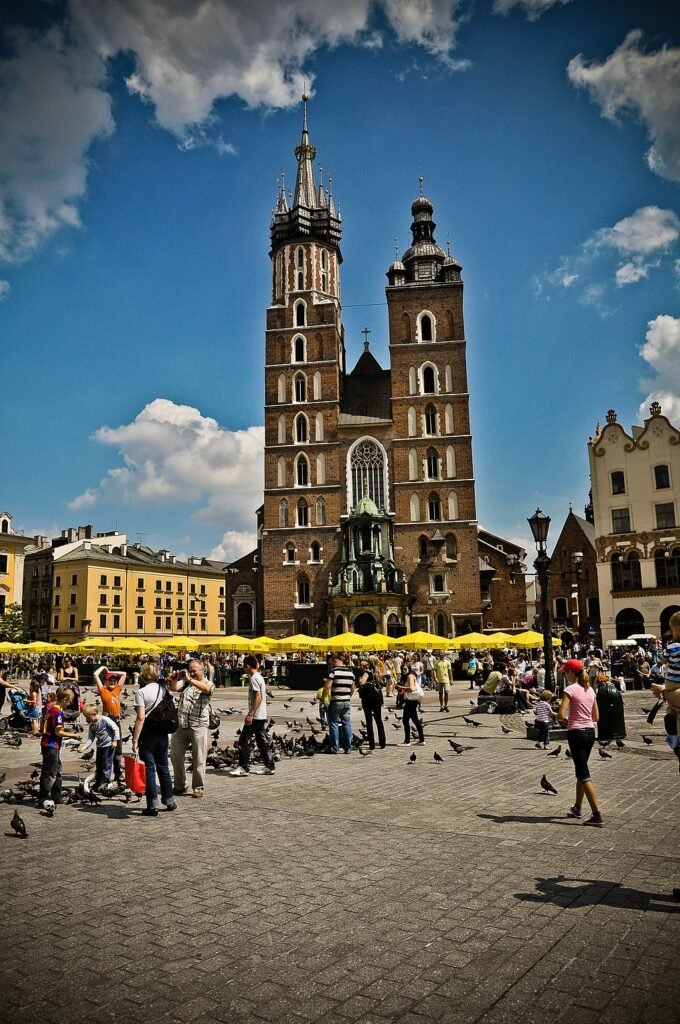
left=387, top=630, right=450, bottom=650
left=199, top=635, right=268, bottom=653
left=511, top=630, right=562, bottom=648
left=450, top=632, right=491, bottom=649
left=272, top=634, right=328, bottom=653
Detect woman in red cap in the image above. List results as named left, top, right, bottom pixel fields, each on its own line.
left=557, top=659, right=604, bottom=827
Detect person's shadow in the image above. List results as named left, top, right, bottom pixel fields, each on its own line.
left=514, top=875, right=680, bottom=913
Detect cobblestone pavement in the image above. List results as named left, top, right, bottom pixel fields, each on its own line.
left=1, top=683, right=679, bottom=1024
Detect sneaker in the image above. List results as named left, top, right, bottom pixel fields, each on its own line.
left=567, top=804, right=582, bottom=818
left=583, top=813, right=605, bottom=827
left=227, top=767, right=249, bottom=777
left=399, top=741, right=412, bottom=746
left=251, top=767, right=275, bottom=775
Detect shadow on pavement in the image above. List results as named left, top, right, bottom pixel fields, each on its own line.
left=514, top=875, right=680, bottom=913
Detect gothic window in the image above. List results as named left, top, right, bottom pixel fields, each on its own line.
left=419, top=535, right=428, bottom=559
left=446, top=446, right=456, bottom=478
left=407, top=406, right=417, bottom=437
left=448, top=490, right=459, bottom=520
left=294, top=372, right=306, bottom=403
left=408, top=447, right=418, bottom=481
left=310, top=541, right=321, bottom=562
left=422, top=365, right=437, bottom=394
left=295, top=413, right=308, bottom=443
left=445, top=533, right=457, bottom=560
left=656, top=547, right=680, bottom=587
left=297, top=499, right=309, bottom=527
left=279, top=499, right=289, bottom=528
left=428, top=492, right=442, bottom=521
left=313, top=371, right=322, bottom=400
left=277, top=415, right=286, bottom=444
left=408, top=366, right=417, bottom=394
left=427, top=448, right=439, bottom=479
left=444, top=364, right=453, bottom=393
left=316, top=497, right=326, bottom=525
left=316, top=452, right=326, bottom=485
left=401, top=312, right=411, bottom=342
left=410, top=493, right=420, bottom=522
left=296, top=454, right=309, bottom=486
left=277, top=373, right=286, bottom=403
left=444, top=403, right=454, bottom=434
left=349, top=438, right=387, bottom=510
left=297, top=575, right=310, bottom=604
left=424, top=404, right=437, bottom=435
left=293, top=335, right=306, bottom=363
left=418, top=312, right=435, bottom=342
left=295, top=300, right=306, bottom=327
left=315, top=412, right=324, bottom=441
left=611, top=552, right=641, bottom=590
left=285, top=543, right=296, bottom=563
left=277, top=456, right=286, bottom=487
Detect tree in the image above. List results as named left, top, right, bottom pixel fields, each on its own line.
left=0, top=603, right=29, bottom=643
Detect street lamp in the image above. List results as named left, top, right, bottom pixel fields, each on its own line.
left=528, top=508, right=554, bottom=690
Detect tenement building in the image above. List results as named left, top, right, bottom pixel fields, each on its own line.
left=589, top=403, right=680, bottom=643
left=257, top=102, right=518, bottom=638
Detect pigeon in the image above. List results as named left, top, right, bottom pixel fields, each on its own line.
left=598, top=748, right=613, bottom=759
left=11, top=809, right=27, bottom=838
left=642, top=735, right=653, bottom=745
left=500, top=724, right=511, bottom=735
left=540, top=774, right=558, bottom=795
left=408, top=752, right=417, bottom=764
left=615, top=738, right=625, bottom=749
left=433, top=752, right=444, bottom=764
left=547, top=745, right=562, bottom=758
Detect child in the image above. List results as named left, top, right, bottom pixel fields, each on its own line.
left=534, top=690, right=557, bottom=749
left=79, top=704, right=120, bottom=791
left=316, top=682, right=330, bottom=729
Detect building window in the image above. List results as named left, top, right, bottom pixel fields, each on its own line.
left=297, top=576, right=310, bottom=604
left=294, top=372, right=307, bottom=403
left=137, top=615, right=144, bottom=630
left=656, top=503, right=676, bottom=530
left=611, top=552, right=641, bottom=590
left=296, top=454, right=309, bottom=486
left=316, top=497, right=326, bottom=525
left=428, top=492, right=442, bottom=521
left=99, top=614, right=107, bottom=629
left=611, top=508, right=631, bottom=534
left=655, top=464, right=671, bottom=489
left=426, top=447, right=439, bottom=479
left=349, top=438, right=386, bottom=510
left=279, top=499, right=289, bottom=528
left=445, top=533, right=457, bottom=560
left=611, top=471, right=625, bottom=495
left=424, top=404, right=437, bottom=435
left=297, top=500, right=309, bottom=527
left=655, top=547, right=680, bottom=588
left=422, top=365, right=436, bottom=394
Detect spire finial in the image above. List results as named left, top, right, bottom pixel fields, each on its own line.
left=361, top=327, right=371, bottom=352
left=419, top=175, right=424, bottom=196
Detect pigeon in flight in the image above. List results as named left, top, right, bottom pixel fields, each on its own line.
left=540, top=775, right=557, bottom=795
left=11, top=809, right=27, bottom=838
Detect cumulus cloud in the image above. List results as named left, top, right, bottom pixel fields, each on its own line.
left=638, top=315, right=680, bottom=423
left=568, top=30, right=680, bottom=182
left=493, top=0, right=572, bottom=20
left=68, top=398, right=265, bottom=542
left=209, top=530, right=258, bottom=563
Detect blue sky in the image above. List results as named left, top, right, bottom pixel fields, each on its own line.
left=1, top=0, right=679, bottom=561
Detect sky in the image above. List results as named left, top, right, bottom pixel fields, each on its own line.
left=1, top=0, right=679, bottom=562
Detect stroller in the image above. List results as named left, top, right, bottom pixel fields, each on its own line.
left=0, top=686, right=33, bottom=734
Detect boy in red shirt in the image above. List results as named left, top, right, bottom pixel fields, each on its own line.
left=38, top=686, right=81, bottom=806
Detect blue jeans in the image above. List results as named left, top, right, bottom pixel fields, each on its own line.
left=139, top=726, right=174, bottom=809
left=328, top=702, right=352, bottom=753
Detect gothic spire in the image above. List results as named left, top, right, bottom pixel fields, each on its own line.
left=293, top=93, right=318, bottom=209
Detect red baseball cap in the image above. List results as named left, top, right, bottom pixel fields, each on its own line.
left=562, top=659, right=583, bottom=674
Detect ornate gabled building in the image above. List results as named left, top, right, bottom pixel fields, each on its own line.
left=257, top=100, right=485, bottom=638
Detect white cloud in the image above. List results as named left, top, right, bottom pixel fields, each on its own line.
left=0, top=280, right=10, bottom=300
left=638, top=314, right=680, bottom=423
left=568, top=30, right=680, bottom=182
left=209, top=530, right=257, bottom=562
left=69, top=398, right=265, bottom=539
left=493, top=0, right=572, bottom=20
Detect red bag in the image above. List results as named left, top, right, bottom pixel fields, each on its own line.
left=124, top=755, right=146, bottom=794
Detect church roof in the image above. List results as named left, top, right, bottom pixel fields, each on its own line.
left=339, top=344, right=392, bottom=423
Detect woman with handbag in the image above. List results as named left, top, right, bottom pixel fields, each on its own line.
left=399, top=661, right=425, bottom=746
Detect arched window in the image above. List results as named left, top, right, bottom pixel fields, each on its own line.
left=349, top=438, right=387, bottom=510
left=409, top=366, right=417, bottom=394
left=316, top=497, right=326, bottom=525
left=285, top=543, right=296, bottom=563
left=418, top=312, right=435, bottom=342
left=310, top=541, right=321, bottom=562
left=419, top=536, right=428, bottom=559
left=295, top=300, right=306, bottom=327
left=425, top=404, right=437, bottom=435
left=444, top=403, right=454, bottom=434
left=296, top=454, right=309, bottom=486
left=277, top=415, right=286, bottom=444
left=313, top=371, right=321, bottom=400
left=427, top=448, right=439, bottom=479
left=408, top=447, right=418, bottom=481
left=294, top=372, right=306, bottom=403
left=428, top=492, right=442, bottom=521
left=297, top=575, right=310, bottom=604
left=277, top=373, right=286, bottom=403
left=445, top=533, right=457, bottom=560
left=448, top=490, right=459, bottom=520
left=407, top=406, right=417, bottom=437
left=315, top=411, right=324, bottom=441
left=279, top=499, right=289, bottom=528
left=297, top=499, right=309, bottom=527
left=293, top=335, right=306, bottom=363
left=655, top=547, right=680, bottom=588
left=446, top=446, right=456, bottom=478
left=277, top=456, right=286, bottom=487
left=422, top=365, right=437, bottom=394
left=410, top=493, right=421, bottom=522
left=295, top=413, right=308, bottom=443
left=316, top=452, right=326, bottom=485
left=237, top=602, right=253, bottom=632
left=433, top=574, right=445, bottom=593
left=401, top=311, right=411, bottom=342
left=611, top=552, right=641, bottom=590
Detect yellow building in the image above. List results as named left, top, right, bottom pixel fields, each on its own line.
left=0, top=512, right=34, bottom=616
left=24, top=529, right=226, bottom=642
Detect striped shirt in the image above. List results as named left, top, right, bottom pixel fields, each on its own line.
left=664, top=641, right=680, bottom=686
left=327, top=668, right=354, bottom=703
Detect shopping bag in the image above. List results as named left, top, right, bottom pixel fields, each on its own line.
left=124, top=755, right=146, bottom=794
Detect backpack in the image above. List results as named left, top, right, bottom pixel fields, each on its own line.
left=145, top=685, right=178, bottom=734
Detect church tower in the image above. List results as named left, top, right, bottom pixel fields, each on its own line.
left=260, top=98, right=345, bottom=637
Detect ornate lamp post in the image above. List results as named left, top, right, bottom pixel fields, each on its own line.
left=528, top=508, right=554, bottom=690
